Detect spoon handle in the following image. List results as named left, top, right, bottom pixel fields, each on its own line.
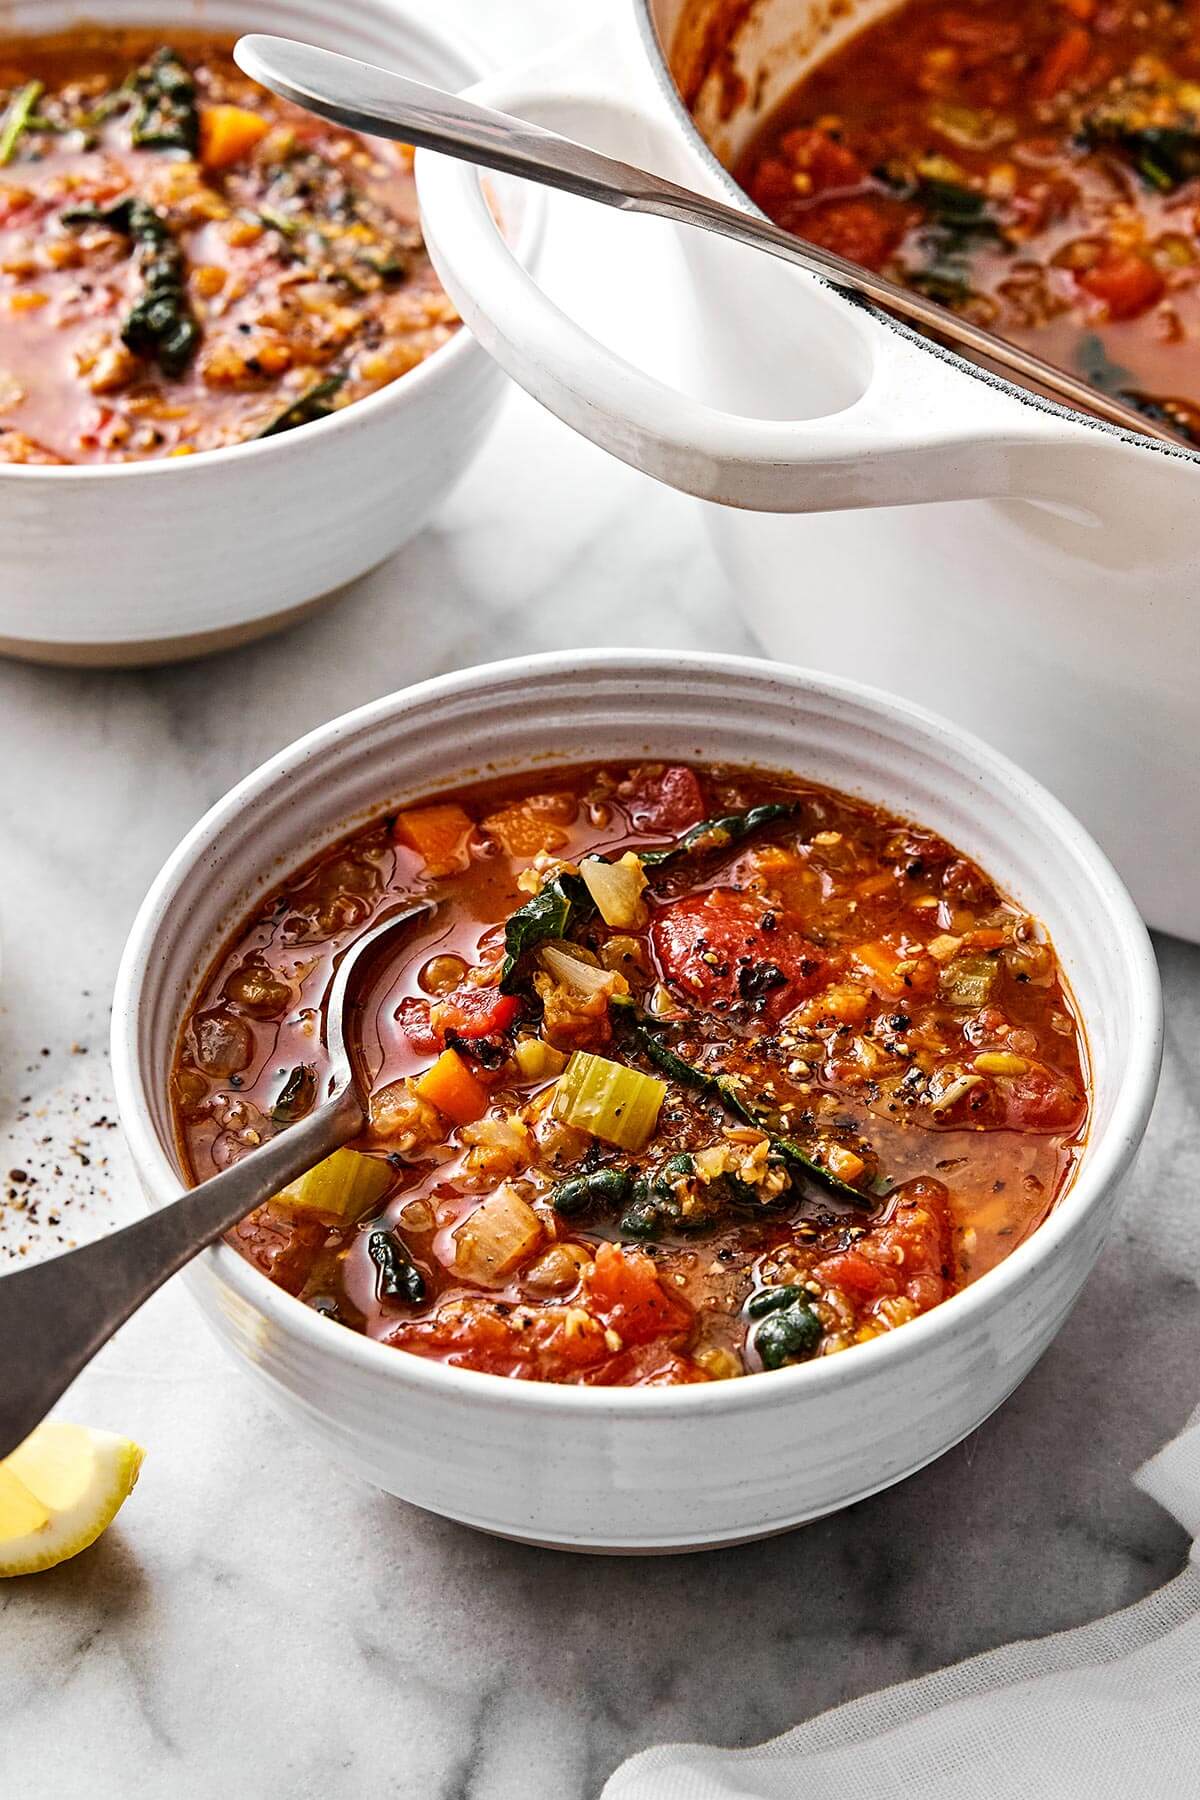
left=233, top=33, right=1182, bottom=449
left=0, top=1087, right=361, bottom=1459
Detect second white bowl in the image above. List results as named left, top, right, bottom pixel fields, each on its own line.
left=0, top=0, right=539, bottom=667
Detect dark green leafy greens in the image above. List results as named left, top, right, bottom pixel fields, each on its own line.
left=498, top=873, right=596, bottom=993
left=1075, top=333, right=1200, bottom=445
left=63, top=197, right=200, bottom=375
left=0, top=80, right=44, bottom=167
left=549, top=1167, right=632, bottom=1217
left=879, top=171, right=1006, bottom=304
left=367, top=1229, right=426, bottom=1306
left=129, top=46, right=198, bottom=154
left=255, top=373, right=346, bottom=440
left=613, top=999, right=873, bottom=1207
left=272, top=1064, right=317, bottom=1126
left=639, top=802, right=799, bottom=868
left=754, top=1299, right=823, bottom=1368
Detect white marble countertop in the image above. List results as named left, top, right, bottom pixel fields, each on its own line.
left=2, top=2, right=1199, bottom=1794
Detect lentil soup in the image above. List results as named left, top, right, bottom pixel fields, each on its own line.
left=172, top=761, right=1088, bottom=1388
left=0, top=28, right=458, bottom=463
left=737, top=0, right=1200, bottom=443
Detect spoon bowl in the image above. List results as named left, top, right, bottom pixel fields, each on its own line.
left=0, top=900, right=432, bottom=1459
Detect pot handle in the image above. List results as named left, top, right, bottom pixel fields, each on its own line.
left=416, top=28, right=1065, bottom=514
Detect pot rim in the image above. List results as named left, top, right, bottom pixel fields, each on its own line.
left=628, top=0, right=1199, bottom=469
left=110, top=648, right=1163, bottom=1417
left=0, top=0, right=531, bottom=484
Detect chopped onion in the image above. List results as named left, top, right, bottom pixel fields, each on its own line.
left=540, top=941, right=613, bottom=995
left=579, top=853, right=647, bottom=928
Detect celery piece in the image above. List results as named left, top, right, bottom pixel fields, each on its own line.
left=940, top=955, right=998, bottom=1009
left=273, top=1147, right=392, bottom=1222
left=552, top=1051, right=666, bottom=1152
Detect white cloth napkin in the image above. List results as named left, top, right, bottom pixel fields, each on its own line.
left=603, top=1408, right=1200, bottom=1800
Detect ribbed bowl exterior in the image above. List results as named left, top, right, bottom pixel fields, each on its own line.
left=112, top=653, right=1162, bottom=1550
left=0, top=0, right=521, bottom=659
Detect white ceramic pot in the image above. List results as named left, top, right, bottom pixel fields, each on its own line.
left=111, top=650, right=1162, bottom=1552
left=0, top=0, right=539, bottom=667
left=415, top=1, right=1200, bottom=942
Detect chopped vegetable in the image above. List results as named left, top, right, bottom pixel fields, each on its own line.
left=640, top=802, right=798, bottom=868
left=552, top=1051, right=666, bottom=1152
left=199, top=103, right=269, bottom=171
left=254, top=373, right=346, bottom=440
left=539, top=941, right=614, bottom=996
left=415, top=1047, right=489, bottom=1125
left=513, top=1036, right=569, bottom=1082
left=272, top=1063, right=317, bottom=1125
left=755, top=1300, right=823, bottom=1368
left=0, top=80, right=43, bottom=167
left=129, top=46, right=198, bottom=153
left=393, top=802, right=474, bottom=875
left=549, top=1167, right=633, bottom=1216
left=63, top=198, right=199, bottom=376
left=498, top=873, right=595, bottom=993
left=273, top=1146, right=392, bottom=1222
left=367, top=1228, right=426, bottom=1305
left=580, top=852, right=647, bottom=927
left=940, top=955, right=998, bottom=1008
left=453, top=1183, right=544, bottom=1283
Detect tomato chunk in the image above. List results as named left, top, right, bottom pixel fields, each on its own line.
left=652, top=889, right=832, bottom=1021
left=778, top=126, right=866, bottom=193
left=815, top=1180, right=953, bottom=1314
left=798, top=196, right=910, bottom=270
left=996, top=1062, right=1086, bottom=1134
left=585, top=1241, right=692, bottom=1345
left=623, top=765, right=707, bottom=833
left=1077, top=254, right=1164, bottom=321
left=398, top=981, right=519, bottom=1053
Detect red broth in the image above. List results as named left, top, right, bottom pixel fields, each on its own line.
left=0, top=29, right=456, bottom=463
left=737, top=0, right=1200, bottom=441
left=173, top=762, right=1088, bottom=1386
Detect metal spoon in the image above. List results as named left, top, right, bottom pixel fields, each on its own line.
left=233, top=33, right=1185, bottom=450
left=0, top=900, right=432, bottom=1459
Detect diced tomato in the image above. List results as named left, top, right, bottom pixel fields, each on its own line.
left=397, top=995, right=440, bottom=1054
left=935, top=11, right=1022, bottom=54
left=398, top=981, right=519, bottom=1054
left=623, top=765, right=707, bottom=833
left=651, top=889, right=833, bottom=1021
left=996, top=1062, right=1086, bottom=1134
left=815, top=1180, right=953, bottom=1314
left=1077, top=254, right=1164, bottom=321
left=798, top=196, right=910, bottom=271
left=778, top=126, right=866, bottom=193
left=585, top=1241, right=692, bottom=1345
left=1033, top=26, right=1092, bottom=99
left=432, top=983, right=520, bottom=1041
left=386, top=1301, right=609, bottom=1380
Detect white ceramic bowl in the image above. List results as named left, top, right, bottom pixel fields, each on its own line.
left=0, top=0, right=538, bottom=667
left=415, top=1, right=1200, bottom=941
left=112, top=651, right=1162, bottom=1552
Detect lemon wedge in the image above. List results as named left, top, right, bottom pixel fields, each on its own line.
left=0, top=1422, right=144, bottom=1577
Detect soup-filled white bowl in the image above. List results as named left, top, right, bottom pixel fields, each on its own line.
left=0, top=0, right=538, bottom=666
left=111, top=652, right=1161, bottom=1551
left=414, top=0, right=1200, bottom=942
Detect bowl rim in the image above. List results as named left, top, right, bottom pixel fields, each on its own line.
left=111, top=648, right=1163, bottom=1416
left=0, top=0, right=519, bottom=483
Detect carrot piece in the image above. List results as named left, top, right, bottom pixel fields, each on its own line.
left=199, top=104, right=269, bottom=171
left=1077, top=254, right=1164, bottom=321
left=416, top=1048, right=489, bottom=1125
left=393, top=803, right=474, bottom=875
left=853, top=939, right=908, bottom=996
left=1033, top=26, right=1091, bottom=99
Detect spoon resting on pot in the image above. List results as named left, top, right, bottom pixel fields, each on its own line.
left=0, top=900, right=433, bottom=1460
left=232, top=33, right=1187, bottom=451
